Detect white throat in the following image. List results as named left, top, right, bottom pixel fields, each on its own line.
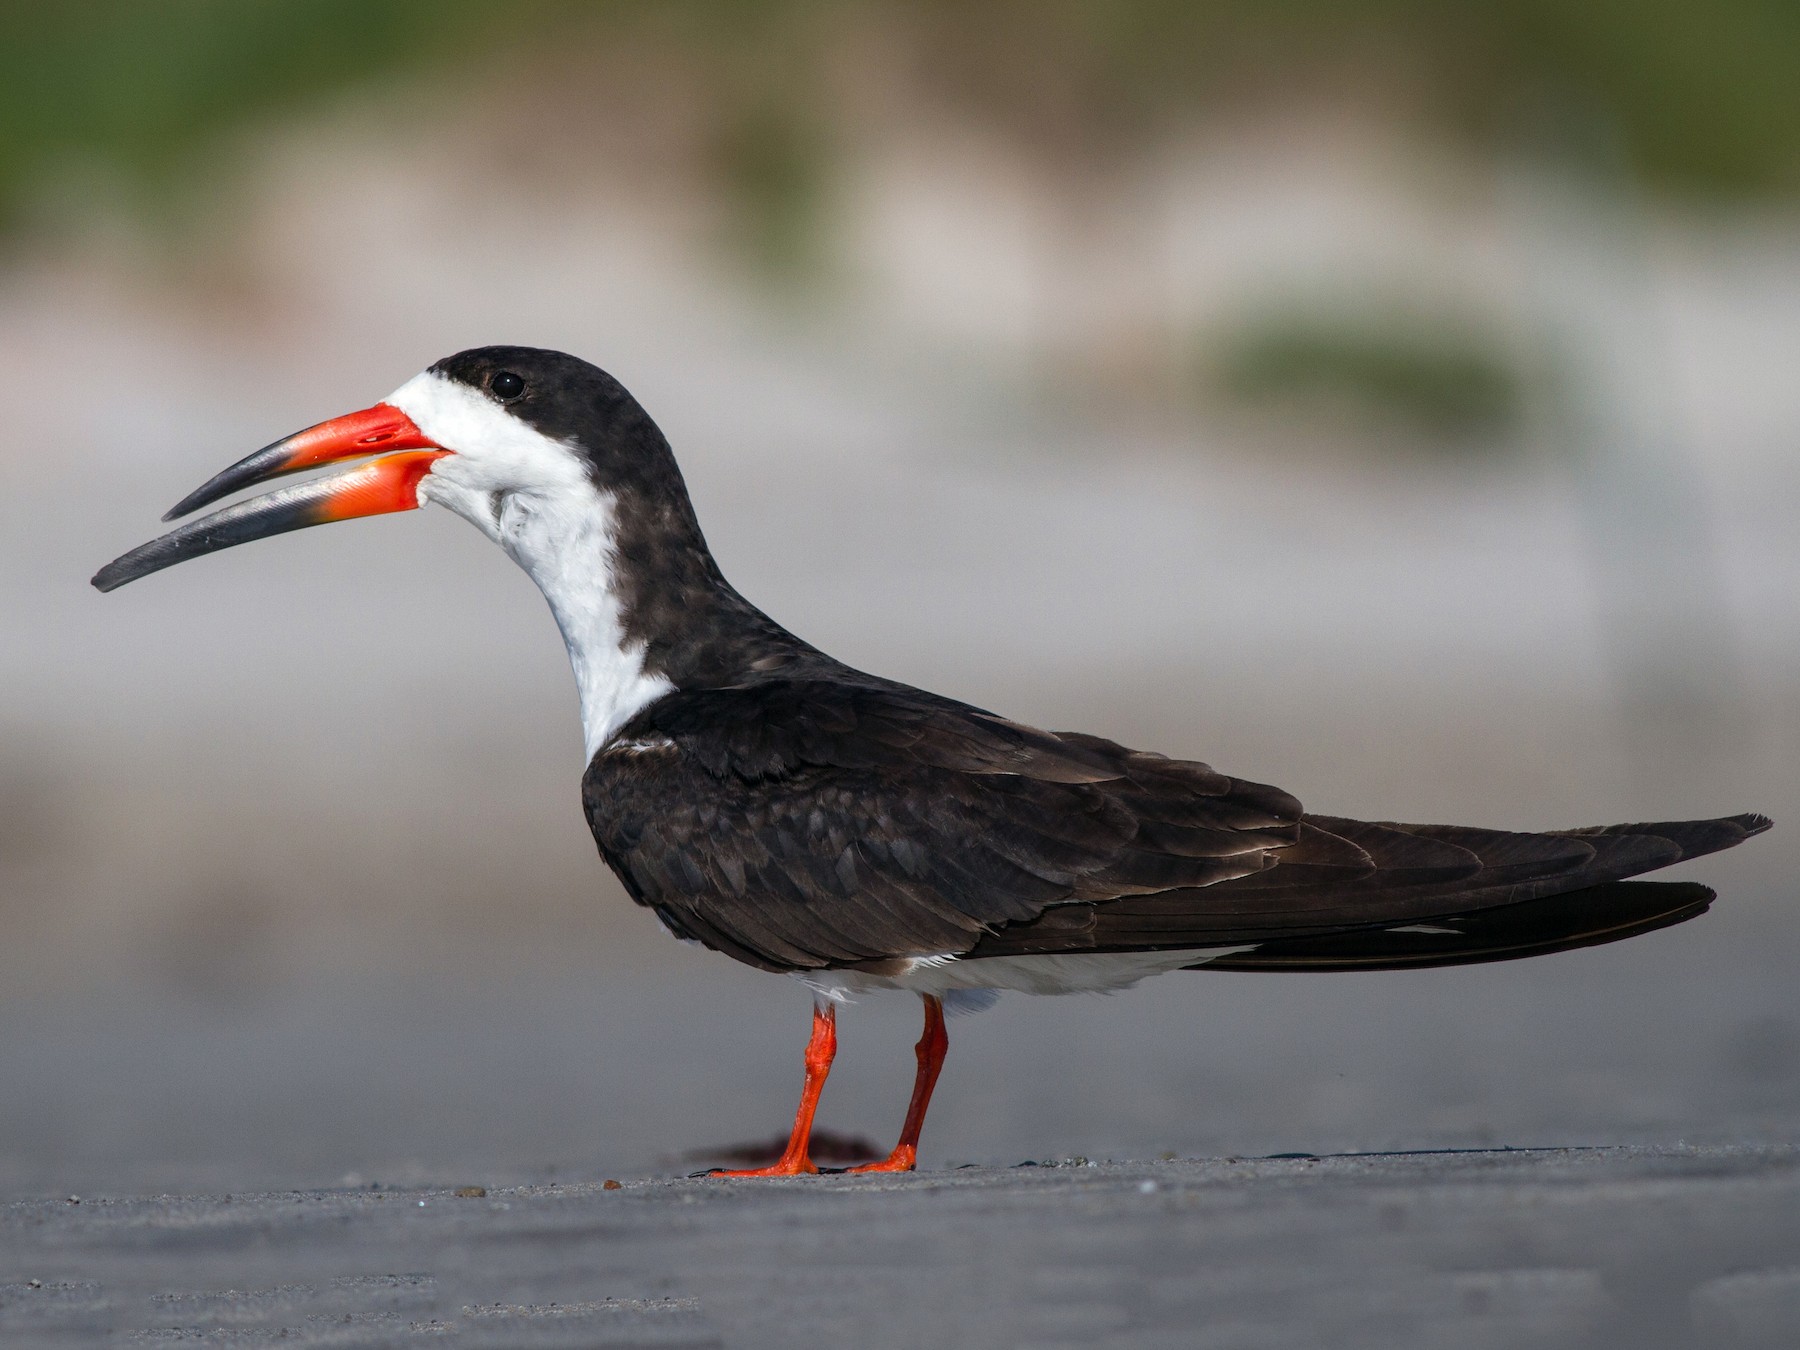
left=389, top=371, right=675, bottom=758
left=484, top=487, right=675, bottom=760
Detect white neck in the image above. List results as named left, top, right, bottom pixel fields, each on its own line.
left=489, top=487, right=676, bottom=759
left=392, top=371, right=675, bottom=758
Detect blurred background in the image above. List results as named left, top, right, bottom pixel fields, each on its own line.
left=0, top=0, right=1794, bottom=1195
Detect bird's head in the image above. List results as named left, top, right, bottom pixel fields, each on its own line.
left=92, top=346, right=674, bottom=592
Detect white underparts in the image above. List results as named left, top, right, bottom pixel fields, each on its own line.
left=799, top=946, right=1257, bottom=1010
left=391, top=371, right=674, bottom=756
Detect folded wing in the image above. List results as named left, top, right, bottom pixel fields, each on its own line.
left=582, top=678, right=1769, bottom=974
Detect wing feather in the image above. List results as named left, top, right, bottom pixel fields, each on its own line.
left=583, top=680, right=1301, bottom=970
left=583, top=677, right=1767, bottom=974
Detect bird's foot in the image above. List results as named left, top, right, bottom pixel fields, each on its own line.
left=845, top=1145, right=916, bottom=1174
left=708, top=1155, right=818, bottom=1178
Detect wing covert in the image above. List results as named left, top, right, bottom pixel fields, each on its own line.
left=582, top=680, right=1302, bottom=971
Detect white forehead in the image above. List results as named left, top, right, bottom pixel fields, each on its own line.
left=386, top=369, right=588, bottom=492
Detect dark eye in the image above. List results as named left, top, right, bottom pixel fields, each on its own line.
left=491, top=371, right=524, bottom=400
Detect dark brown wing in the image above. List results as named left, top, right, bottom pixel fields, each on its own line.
left=584, top=678, right=1769, bottom=975
left=581, top=680, right=1301, bottom=972
left=1194, top=880, right=1719, bottom=972
left=966, top=812, right=1771, bottom=959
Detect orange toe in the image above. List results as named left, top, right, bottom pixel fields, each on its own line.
left=845, top=1145, right=917, bottom=1174
left=710, top=1156, right=819, bottom=1178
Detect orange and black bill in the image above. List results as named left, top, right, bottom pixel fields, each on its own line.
left=91, top=404, right=448, bottom=593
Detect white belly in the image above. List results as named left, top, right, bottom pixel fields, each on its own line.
left=798, top=947, right=1254, bottom=1010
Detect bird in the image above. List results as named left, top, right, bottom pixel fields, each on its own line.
left=94, top=345, right=1770, bottom=1176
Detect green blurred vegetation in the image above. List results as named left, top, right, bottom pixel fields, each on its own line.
left=1, top=0, right=1796, bottom=254
left=0, top=0, right=844, bottom=272
left=905, top=0, right=1800, bottom=190
left=0, top=2, right=476, bottom=201
left=1214, top=304, right=1526, bottom=444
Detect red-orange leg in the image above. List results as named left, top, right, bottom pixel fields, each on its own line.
left=712, top=999, right=838, bottom=1177
left=848, top=994, right=948, bottom=1174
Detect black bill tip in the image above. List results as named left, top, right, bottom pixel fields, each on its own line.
left=91, top=558, right=138, bottom=593
left=161, top=436, right=296, bottom=522
left=94, top=481, right=328, bottom=592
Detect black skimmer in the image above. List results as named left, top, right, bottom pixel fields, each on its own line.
left=94, top=346, right=1770, bottom=1176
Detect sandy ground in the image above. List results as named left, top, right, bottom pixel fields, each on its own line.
left=4, top=1146, right=1797, bottom=1348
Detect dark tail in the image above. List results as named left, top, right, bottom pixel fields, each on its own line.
left=1194, top=810, right=1770, bottom=973
left=1195, top=880, right=1715, bottom=972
